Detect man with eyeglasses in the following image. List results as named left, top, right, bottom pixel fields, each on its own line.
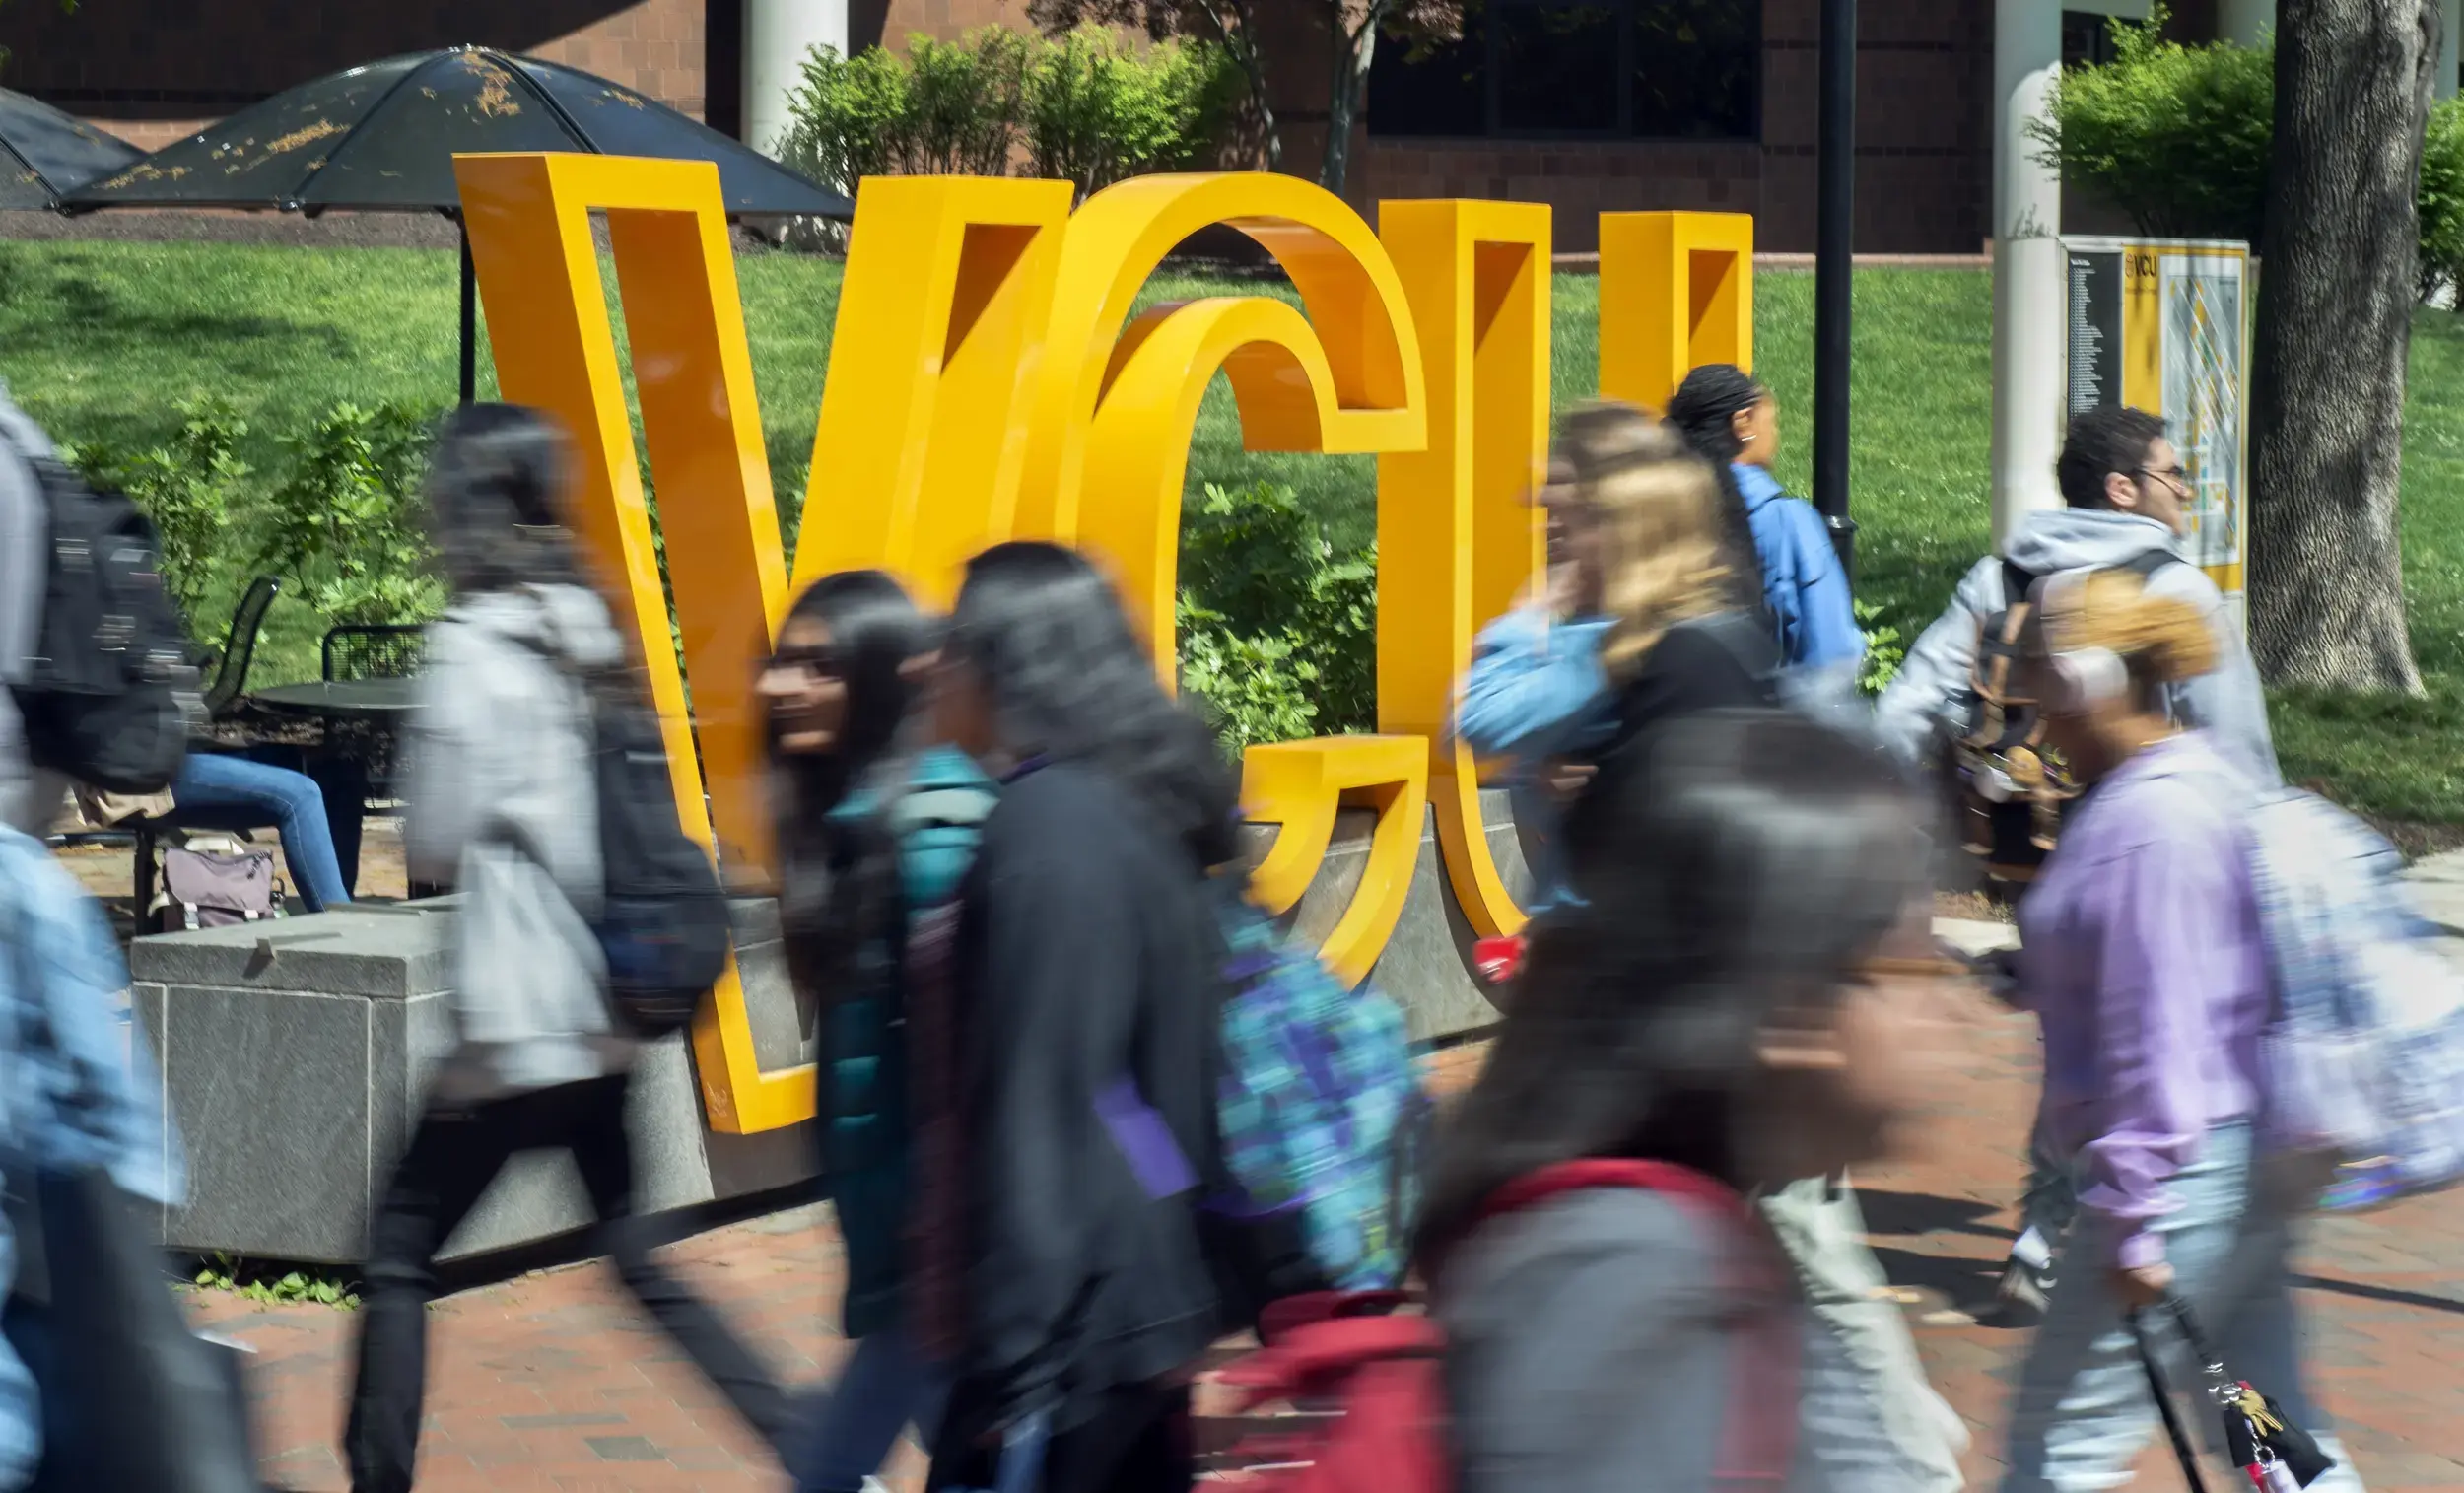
left=1878, top=403, right=2279, bottom=792
left=1875, top=404, right=2281, bottom=1325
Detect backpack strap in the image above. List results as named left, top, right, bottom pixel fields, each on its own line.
left=2122, top=549, right=2183, bottom=581
left=1479, top=1159, right=1798, bottom=1487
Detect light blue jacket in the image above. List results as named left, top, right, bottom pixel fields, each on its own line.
left=1452, top=607, right=1617, bottom=915
left=0, top=826, right=186, bottom=1488
left=1736, top=464, right=1865, bottom=675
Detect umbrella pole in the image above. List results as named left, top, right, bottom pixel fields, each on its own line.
left=458, top=219, right=476, bottom=406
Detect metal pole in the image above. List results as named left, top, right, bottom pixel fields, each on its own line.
left=1814, top=0, right=1857, bottom=577
left=458, top=220, right=477, bottom=406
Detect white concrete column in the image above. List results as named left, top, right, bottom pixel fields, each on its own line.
left=2217, top=0, right=2275, bottom=47
left=743, top=0, right=849, bottom=158
left=1991, top=0, right=2068, bottom=550
left=2442, top=0, right=2460, bottom=100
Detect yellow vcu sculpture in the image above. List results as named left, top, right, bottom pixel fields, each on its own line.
left=453, top=150, right=1749, bottom=1133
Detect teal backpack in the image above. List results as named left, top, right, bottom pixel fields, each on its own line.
left=1211, top=891, right=1428, bottom=1290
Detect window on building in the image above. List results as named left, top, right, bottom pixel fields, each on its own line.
left=1368, top=0, right=1760, bottom=141
left=2061, top=11, right=2122, bottom=70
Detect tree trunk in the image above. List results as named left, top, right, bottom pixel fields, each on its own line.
left=1201, top=0, right=1280, bottom=171
left=1319, top=3, right=1383, bottom=194
left=2248, top=0, right=2440, bottom=692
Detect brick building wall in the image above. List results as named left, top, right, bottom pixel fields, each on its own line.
left=1366, top=0, right=1991, bottom=255
left=0, top=0, right=707, bottom=150
left=3, top=0, right=2000, bottom=252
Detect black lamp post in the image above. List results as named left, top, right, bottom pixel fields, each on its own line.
left=1814, top=0, right=1858, bottom=577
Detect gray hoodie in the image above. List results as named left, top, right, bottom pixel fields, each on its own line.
left=1873, top=509, right=2281, bottom=788
left=403, top=583, right=636, bottom=1103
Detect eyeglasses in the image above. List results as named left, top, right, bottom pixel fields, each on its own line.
left=764, top=648, right=845, bottom=683
left=2136, top=464, right=2191, bottom=495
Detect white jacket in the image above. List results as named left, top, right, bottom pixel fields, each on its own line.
left=404, top=583, right=637, bottom=1103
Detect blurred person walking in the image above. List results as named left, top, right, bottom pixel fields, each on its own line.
left=1877, top=405, right=2282, bottom=1320
left=342, top=405, right=787, bottom=1493
left=1663, top=364, right=1865, bottom=685
left=1997, top=568, right=2360, bottom=1493
left=1454, top=404, right=1774, bottom=915
left=921, top=541, right=1240, bottom=1493
left=1, top=387, right=258, bottom=1492
left=1420, top=710, right=1965, bottom=1492
left=757, top=572, right=994, bottom=1493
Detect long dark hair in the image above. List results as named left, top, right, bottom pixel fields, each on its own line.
left=1661, top=364, right=1773, bottom=623
left=424, top=402, right=593, bottom=596
left=765, top=570, right=934, bottom=1002
left=1414, top=710, right=1925, bottom=1272
left=945, top=541, right=1241, bottom=868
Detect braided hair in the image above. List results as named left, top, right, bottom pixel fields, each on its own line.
left=1661, top=365, right=1771, bottom=623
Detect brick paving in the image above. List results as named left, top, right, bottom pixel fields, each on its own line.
left=182, top=990, right=2461, bottom=1492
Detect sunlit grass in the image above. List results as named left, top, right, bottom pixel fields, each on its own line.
left=0, top=239, right=2458, bottom=820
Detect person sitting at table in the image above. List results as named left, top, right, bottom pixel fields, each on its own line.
left=88, top=752, right=357, bottom=913
left=166, top=752, right=354, bottom=912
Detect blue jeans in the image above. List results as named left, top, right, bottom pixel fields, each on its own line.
left=171, top=752, right=353, bottom=912
left=1998, top=1123, right=2364, bottom=1493
left=797, top=1326, right=949, bottom=1493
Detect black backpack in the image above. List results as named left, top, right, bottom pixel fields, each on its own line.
left=1951, top=549, right=2179, bottom=885
left=3, top=428, right=200, bottom=793
left=584, top=678, right=733, bottom=1038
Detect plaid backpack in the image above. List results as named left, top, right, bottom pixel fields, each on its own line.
left=1213, top=891, right=1427, bottom=1290
left=2153, top=755, right=2464, bottom=1212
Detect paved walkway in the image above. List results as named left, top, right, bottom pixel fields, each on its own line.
left=183, top=986, right=2464, bottom=1493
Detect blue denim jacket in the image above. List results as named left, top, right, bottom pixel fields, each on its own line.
left=1735, top=463, right=1865, bottom=674
left=1452, top=606, right=1617, bottom=915
left=0, top=825, right=186, bottom=1486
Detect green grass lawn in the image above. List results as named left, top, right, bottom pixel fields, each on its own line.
left=1, top=238, right=2458, bottom=824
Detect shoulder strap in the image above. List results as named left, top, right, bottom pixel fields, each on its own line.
left=1671, top=609, right=1784, bottom=691
left=2123, top=549, right=2183, bottom=580
left=2001, top=559, right=2037, bottom=610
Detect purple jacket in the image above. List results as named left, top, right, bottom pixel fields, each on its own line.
left=2017, top=733, right=2271, bottom=1270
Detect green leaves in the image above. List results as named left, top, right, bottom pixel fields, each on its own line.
left=1854, top=598, right=1905, bottom=697
left=1176, top=480, right=1378, bottom=752
left=190, top=1254, right=361, bottom=1309
left=2420, top=98, right=2464, bottom=303
left=773, top=26, right=1237, bottom=203
left=64, top=396, right=252, bottom=622
left=2029, top=6, right=2275, bottom=245
left=1023, top=27, right=1241, bottom=198
left=64, top=397, right=446, bottom=650
left=254, top=401, right=446, bottom=630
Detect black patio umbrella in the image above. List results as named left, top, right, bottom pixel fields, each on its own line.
left=0, top=87, right=144, bottom=209
left=63, top=47, right=853, bottom=401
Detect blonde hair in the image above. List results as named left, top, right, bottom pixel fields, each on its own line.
left=1554, top=401, right=1734, bottom=681
left=2042, top=568, right=2220, bottom=690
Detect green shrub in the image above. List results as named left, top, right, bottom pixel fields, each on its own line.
left=64, top=397, right=252, bottom=625
left=774, top=44, right=911, bottom=191
left=253, top=401, right=446, bottom=629
left=774, top=26, right=1233, bottom=212
left=2029, top=6, right=2275, bottom=244
left=2420, top=97, right=2464, bottom=303
left=907, top=30, right=1032, bottom=175
left=1023, top=27, right=1239, bottom=199
left=1176, top=480, right=1376, bottom=753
